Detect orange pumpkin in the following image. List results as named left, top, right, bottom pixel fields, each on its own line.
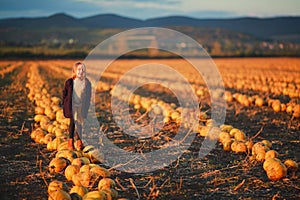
left=64, top=165, right=80, bottom=181
left=49, top=157, right=68, bottom=174
left=82, top=191, right=106, bottom=200
left=284, top=159, right=298, bottom=172
left=48, top=180, right=68, bottom=194
left=98, top=178, right=116, bottom=190
left=263, top=158, right=287, bottom=181
left=265, top=150, right=279, bottom=160
left=48, top=190, right=71, bottom=200
left=90, top=165, right=111, bottom=178
left=69, top=185, right=88, bottom=197
left=100, top=188, right=118, bottom=200
left=231, top=141, right=247, bottom=153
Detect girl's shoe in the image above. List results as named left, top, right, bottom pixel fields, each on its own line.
left=76, top=139, right=84, bottom=150
left=68, top=138, right=74, bottom=150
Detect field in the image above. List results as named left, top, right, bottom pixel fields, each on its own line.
left=0, top=58, right=299, bottom=200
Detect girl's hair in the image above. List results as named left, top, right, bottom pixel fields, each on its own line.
left=72, top=61, right=86, bottom=79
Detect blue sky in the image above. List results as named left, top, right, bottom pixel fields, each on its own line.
left=0, top=0, right=299, bottom=19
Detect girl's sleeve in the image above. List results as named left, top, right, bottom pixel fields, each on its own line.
left=86, top=80, right=92, bottom=108
left=62, top=81, right=67, bottom=105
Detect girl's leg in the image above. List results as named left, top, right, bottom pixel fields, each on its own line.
left=68, top=117, right=75, bottom=150
left=69, top=117, right=75, bottom=138
left=75, top=121, right=82, bottom=139
left=74, top=120, right=84, bottom=150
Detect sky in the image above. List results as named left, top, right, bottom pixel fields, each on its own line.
left=0, top=0, right=299, bottom=20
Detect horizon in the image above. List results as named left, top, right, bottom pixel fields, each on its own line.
left=1, top=11, right=300, bottom=21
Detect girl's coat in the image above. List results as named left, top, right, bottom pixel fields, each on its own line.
left=62, top=77, right=91, bottom=119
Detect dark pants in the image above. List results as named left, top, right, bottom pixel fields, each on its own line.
left=69, top=117, right=82, bottom=140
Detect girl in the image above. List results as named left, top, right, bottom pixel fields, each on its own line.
left=62, top=61, right=91, bottom=150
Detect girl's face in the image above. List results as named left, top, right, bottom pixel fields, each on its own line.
left=76, top=64, right=85, bottom=79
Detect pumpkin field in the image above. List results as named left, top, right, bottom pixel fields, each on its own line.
left=0, top=57, right=299, bottom=199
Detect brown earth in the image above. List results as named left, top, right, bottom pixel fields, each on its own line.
left=0, top=60, right=299, bottom=200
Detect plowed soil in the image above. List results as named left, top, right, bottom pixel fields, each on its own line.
left=0, top=60, right=299, bottom=200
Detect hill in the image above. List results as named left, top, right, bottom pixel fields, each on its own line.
left=0, top=13, right=299, bottom=58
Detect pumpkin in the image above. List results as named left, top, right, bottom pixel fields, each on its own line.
left=256, top=151, right=267, bottom=162
left=73, top=150, right=83, bottom=158
left=82, top=145, right=96, bottom=158
left=252, top=142, right=268, bottom=156
left=151, top=104, right=163, bottom=115
left=80, top=164, right=91, bottom=173
left=265, top=150, right=279, bottom=160
left=47, top=124, right=55, bottom=133
left=228, top=128, right=237, bottom=137
left=98, top=178, right=116, bottom=190
left=220, top=124, right=233, bottom=133
left=100, top=188, right=118, bottom=200
left=82, top=191, right=106, bottom=200
left=90, top=166, right=111, bottom=178
left=293, top=105, right=300, bottom=118
left=45, top=106, right=53, bottom=117
left=52, top=105, right=61, bottom=113
left=50, top=137, right=65, bottom=150
left=57, top=141, right=69, bottom=151
left=47, top=140, right=54, bottom=150
left=170, top=111, right=180, bottom=121
left=60, top=123, right=69, bottom=131
left=219, top=131, right=231, bottom=143
left=35, top=106, right=45, bottom=115
left=73, top=171, right=95, bottom=188
left=206, top=119, right=217, bottom=127
left=286, top=104, right=293, bottom=114
left=198, top=126, right=208, bottom=137
left=272, top=102, right=281, bottom=112
left=263, top=158, right=287, bottom=181
left=48, top=180, right=68, bottom=194
left=224, top=91, right=233, bottom=102
left=65, top=165, right=80, bottom=181
left=261, top=140, right=272, bottom=149
left=231, top=141, right=247, bottom=153
left=284, top=159, right=298, bottom=172
left=72, top=172, right=83, bottom=186
left=280, top=103, right=287, bottom=112
left=40, top=117, right=51, bottom=131
left=255, top=97, right=264, bottom=107
left=34, top=114, right=44, bottom=122
left=72, top=157, right=90, bottom=168
left=30, top=128, right=45, bottom=141
left=42, top=133, right=55, bottom=145
left=198, top=126, right=220, bottom=139
left=30, top=128, right=45, bottom=144
left=51, top=96, right=61, bottom=105
left=48, top=190, right=71, bottom=200
left=230, top=128, right=246, bottom=141
left=222, top=138, right=232, bottom=151
left=49, top=157, right=68, bottom=174
left=70, top=185, right=88, bottom=197
left=54, top=127, right=65, bottom=138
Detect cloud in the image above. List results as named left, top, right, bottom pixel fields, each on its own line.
left=0, top=0, right=299, bottom=19
left=188, top=10, right=237, bottom=19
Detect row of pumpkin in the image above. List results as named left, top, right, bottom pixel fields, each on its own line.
left=225, top=91, right=300, bottom=118
left=47, top=60, right=299, bottom=120
left=106, top=76, right=299, bottom=181
left=26, top=64, right=119, bottom=200
left=0, top=61, right=23, bottom=78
